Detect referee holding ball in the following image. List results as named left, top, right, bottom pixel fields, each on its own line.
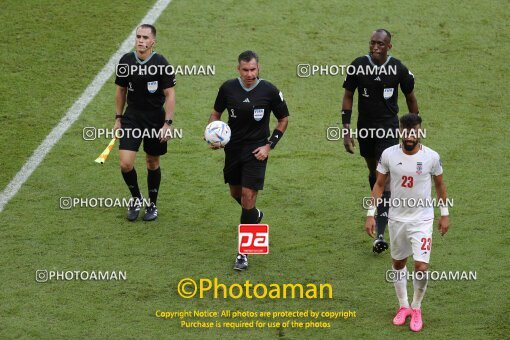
left=114, top=24, right=176, bottom=221
left=208, top=50, right=289, bottom=270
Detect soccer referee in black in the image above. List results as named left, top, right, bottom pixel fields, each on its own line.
left=341, top=29, right=419, bottom=252
left=114, top=24, right=176, bottom=221
left=208, top=50, right=289, bottom=270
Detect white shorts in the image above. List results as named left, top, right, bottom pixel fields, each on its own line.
left=388, top=219, right=433, bottom=263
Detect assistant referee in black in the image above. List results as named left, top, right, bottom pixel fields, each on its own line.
left=114, top=24, right=176, bottom=222
left=341, top=29, right=419, bottom=252
left=208, top=50, right=289, bottom=271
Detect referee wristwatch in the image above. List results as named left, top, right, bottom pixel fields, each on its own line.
left=164, top=119, right=173, bottom=125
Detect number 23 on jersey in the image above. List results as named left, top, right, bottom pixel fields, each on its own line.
left=401, top=175, right=414, bottom=188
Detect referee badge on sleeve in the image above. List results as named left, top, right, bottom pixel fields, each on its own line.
left=383, top=88, right=394, bottom=99
left=147, top=81, right=158, bottom=93
left=253, top=108, right=264, bottom=121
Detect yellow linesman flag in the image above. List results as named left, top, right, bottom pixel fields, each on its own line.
left=94, top=138, right=117, bottom=164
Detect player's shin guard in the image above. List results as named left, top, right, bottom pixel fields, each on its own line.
left=147, top=167, right=161, bottom=205
left=411, top=272, right=428, bottom=309
left=376, top=191, right=391, bottom=237
left=368, top=174, right=376, bottom=190
left=122, top=168, right=141, bottom=199
left=240, top=208, right=258, bottom=224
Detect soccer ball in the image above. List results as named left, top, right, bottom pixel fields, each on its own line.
left=204, top=120, right=231, bottom=147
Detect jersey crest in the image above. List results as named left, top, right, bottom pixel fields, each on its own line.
left=416, top=162, right=423, bottom=175
left=253, top=108, right=264, bottom=121
left=147, top=81, right=158, bottom=93
left=383, top=88, right=394, bottom=99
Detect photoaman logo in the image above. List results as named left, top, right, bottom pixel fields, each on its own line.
left=238, top=224, right=269, bottom=254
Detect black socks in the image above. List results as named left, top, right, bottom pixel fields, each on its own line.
left=368, top=174, right=389, bottom=237
left=147, top=167, right=161, bottom=206
left=376, top=191, right=391, bottom=237
left=122, top=168, right=141, bottom=199
left=240, top=207, right=258, bottom=224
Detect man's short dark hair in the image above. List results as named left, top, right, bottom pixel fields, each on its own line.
left=138, top=24, right=156, bottom=37
left=375, top=28, right=391, bottom=42
left=400, top=113, right=422, bottom=129
left=238, top=50, right=259, bottom=63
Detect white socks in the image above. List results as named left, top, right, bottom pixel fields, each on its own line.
left=411, top=273, right=428, bottom=309
left=393, top=266, right=409, bottom=308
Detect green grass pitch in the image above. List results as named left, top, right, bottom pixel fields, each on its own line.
left=0, top=0, right=508, bottom=338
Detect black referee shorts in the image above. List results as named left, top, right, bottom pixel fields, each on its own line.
left=358, top=136, right=398, bottom=160
left=119, top=115, right=167, bottom=156
left=223, top=143, right=268, bottom=191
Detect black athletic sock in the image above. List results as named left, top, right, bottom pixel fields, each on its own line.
left=376, top=191, right=391, bottom=237
left=240, top=207, right=258, bottom=224
left=239, top=207, right=258, bottom=258
left=147, top=167, right=161, bottom=206
left=122, top=168, right=141, bottom=199
left=369, top=174, right=376, bottom=190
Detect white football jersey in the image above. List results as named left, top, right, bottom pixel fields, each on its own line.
left=377, top=144, right=443, bottom=222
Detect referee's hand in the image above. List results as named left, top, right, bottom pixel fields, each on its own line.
left=253, top=144, right=270, bottom=161
left=113, top=119, right=121, bottom=133
left=159, top=123, right=172, bottom=143
left=208, top=142, right=223, bottom=150
left=343, top=134, right=355, bottom=154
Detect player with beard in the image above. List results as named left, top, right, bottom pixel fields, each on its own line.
left=365, top=113, right=450, bottom=332
left=342, top=29, right=419, bottom=253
